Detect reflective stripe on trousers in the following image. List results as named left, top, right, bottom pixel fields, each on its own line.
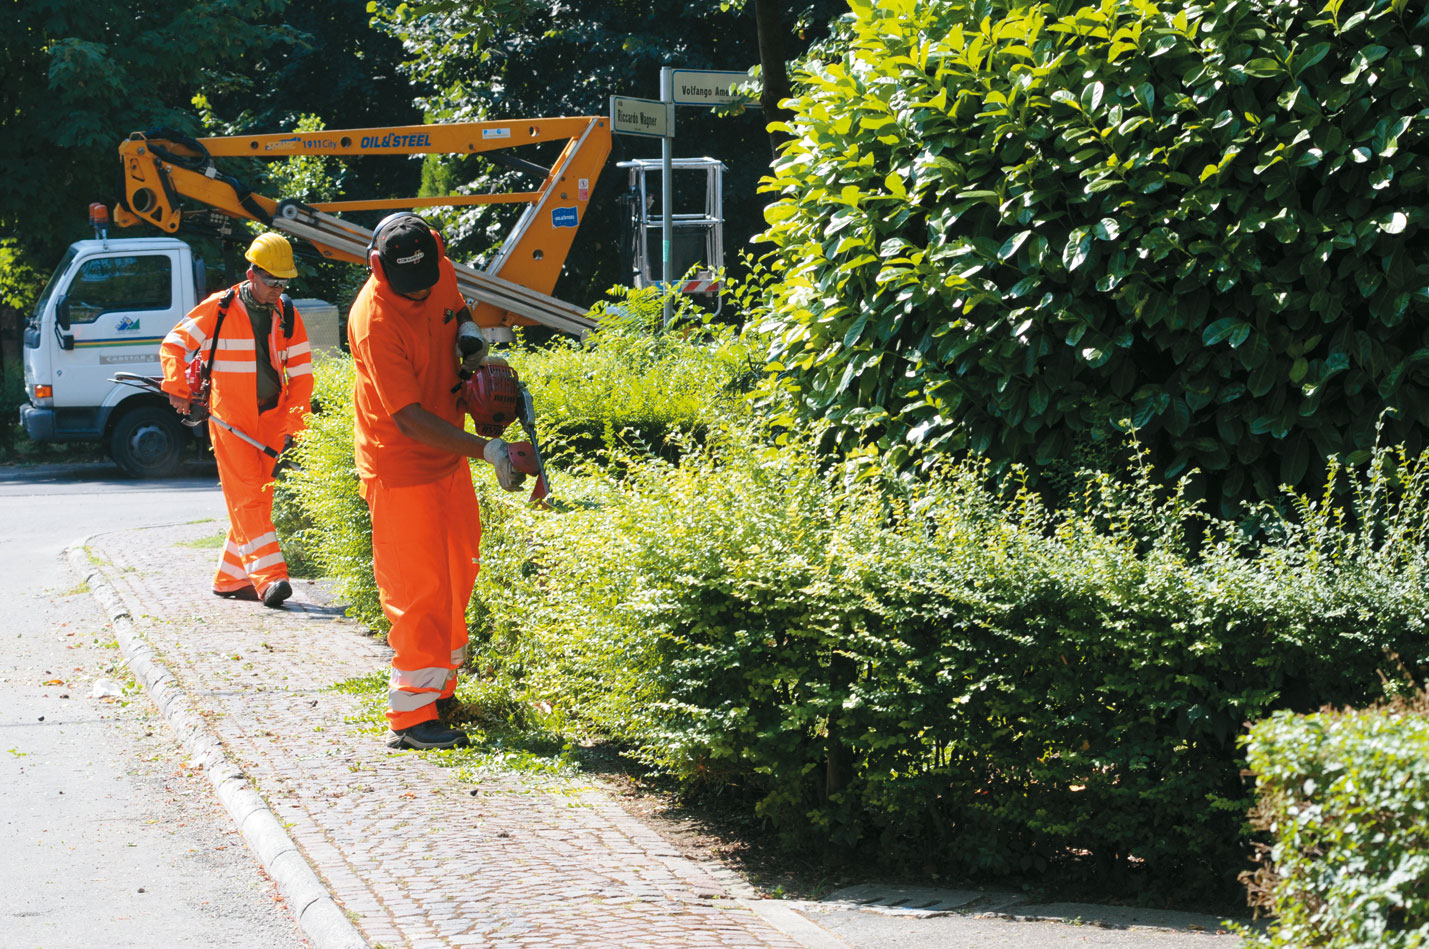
left=364, top=467, right=481, bottom=730
left=388, top=645, right=468, bottom=712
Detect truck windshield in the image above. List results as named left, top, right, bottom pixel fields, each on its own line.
left=28, top=246, right=78, bottom=328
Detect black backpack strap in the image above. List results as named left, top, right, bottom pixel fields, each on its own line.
left=202, top=288, right=237, bottom=384
left=279, top=293, right=294, bottom=338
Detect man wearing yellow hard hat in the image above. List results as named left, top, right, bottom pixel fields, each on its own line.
left=158, top=232, right=315, bottom=608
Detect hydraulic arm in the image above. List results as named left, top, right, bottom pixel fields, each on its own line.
left=114, top=118, right=613, bottom=335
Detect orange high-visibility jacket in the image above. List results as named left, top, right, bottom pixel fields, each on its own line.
left=348, top=260, right=467, bottom=487
left=160, top=287, right=315, bottom=445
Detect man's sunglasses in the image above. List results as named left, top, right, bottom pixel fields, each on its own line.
left=253, top=269, right=290, bottom=289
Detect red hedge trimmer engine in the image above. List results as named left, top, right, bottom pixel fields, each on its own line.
left=461, top=363, right=550, bottom=503
left=182, top=356, right=212, bottom=424
left=462, top=363, right=520, bottom=437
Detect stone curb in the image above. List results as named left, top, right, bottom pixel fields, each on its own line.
left=741, top=900, right=854, bottom=949
left=69, top=538, right=369, bottom=949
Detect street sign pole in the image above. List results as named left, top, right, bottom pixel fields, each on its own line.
left=611, top=67, right=758, bottom=328
left=660, top=66, right=674, bottom=327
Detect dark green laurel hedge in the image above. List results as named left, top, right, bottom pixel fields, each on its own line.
left=758, top=0, right=1429, bottom=512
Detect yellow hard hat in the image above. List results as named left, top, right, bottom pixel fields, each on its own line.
left=244, top=232, right=298, bottom=279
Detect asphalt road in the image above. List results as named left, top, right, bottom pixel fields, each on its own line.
left=0, top=460, right=307, bottom=948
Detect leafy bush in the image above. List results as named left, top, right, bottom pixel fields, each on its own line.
left=478, top=428, right=1429, bottom=898
left=515, top=288, right=759, bottom=464
left=0, top=240, right=47, bottom=313
left=757, top=0, right=1429, bottom=513
left=1240, top=696, right=1429, bottom=947
left=0, top=358, right=24, bottom=457
left=269, top=469, right=318, bottom=579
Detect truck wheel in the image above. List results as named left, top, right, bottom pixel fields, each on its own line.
left=109, top=406, right=188, bottom=478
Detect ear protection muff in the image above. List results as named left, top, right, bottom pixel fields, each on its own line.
left=366, top=212, right=447, bottom=285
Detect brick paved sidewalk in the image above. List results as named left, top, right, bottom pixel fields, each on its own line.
left=81, top=522, right=831, bottom=949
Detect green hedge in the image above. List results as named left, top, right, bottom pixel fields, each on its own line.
left=478, top=434, right=1429, bottom=898
left=1241, top=698, right=1429, bottom=947
left=756, top=0, right=1429, bottom=514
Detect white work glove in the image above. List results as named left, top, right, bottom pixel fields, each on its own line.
left=482, top=437, right=526, bottom=492
left=456, top=321, right=489, bottom=373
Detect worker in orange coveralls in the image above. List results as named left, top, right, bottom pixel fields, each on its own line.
left=160, top=232, right=313, bottom=609
left=347, top=213, right=526, bottom=750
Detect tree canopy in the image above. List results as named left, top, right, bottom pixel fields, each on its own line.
left=372, top=0, right=846, bottom=297
left=0, top=0, right=300, bottom=305
left=0, top=0, right=425, bottom=307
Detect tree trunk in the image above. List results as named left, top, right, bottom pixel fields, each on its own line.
left=753, top=0, right=794, bottom=159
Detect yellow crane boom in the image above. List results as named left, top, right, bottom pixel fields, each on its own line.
left=114, top=118, right=613, bottom=335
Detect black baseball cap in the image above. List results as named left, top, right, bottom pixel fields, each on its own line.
left=375, top=217, right=440, bottom=295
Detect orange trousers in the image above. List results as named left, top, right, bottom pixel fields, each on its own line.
left=362, top=467, right=481, bottom=730
left=210, top=410, right=289, bottom=600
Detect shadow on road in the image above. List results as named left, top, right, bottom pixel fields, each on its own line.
left=0, top=459, right=219, bottom=488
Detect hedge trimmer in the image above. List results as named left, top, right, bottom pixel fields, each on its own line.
left=110, top=371, right=280, bottom=460
left=459, top=362, right=551, bottom=505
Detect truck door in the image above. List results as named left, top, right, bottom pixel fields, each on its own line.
left=51, top=251, right=178, bottom=415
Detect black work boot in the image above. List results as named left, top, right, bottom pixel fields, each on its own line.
left=385, top=720, right=470, bottom=750
left=261, top=580, right=292, bottom=608
left=214, top=586, right=259, bottom=601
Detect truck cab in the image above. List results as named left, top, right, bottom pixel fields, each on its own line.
left=21, top=235, right=338, bottom=477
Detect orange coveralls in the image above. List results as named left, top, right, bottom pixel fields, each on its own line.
left=347, top=259, right=480, bottom=730
left=160, top=288, right=313, bottom=599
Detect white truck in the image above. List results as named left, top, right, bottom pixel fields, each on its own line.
left=20, top=233, right=340, bottom=477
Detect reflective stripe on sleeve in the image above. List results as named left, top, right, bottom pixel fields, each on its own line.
left=171, top=317, right=207, bottom=348
left=162, top=330, right=200, bottom=355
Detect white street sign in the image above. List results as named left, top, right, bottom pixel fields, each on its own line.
left=669, top=70, right=757, bottom=106
left=610, top=96, right=672, bottom=138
